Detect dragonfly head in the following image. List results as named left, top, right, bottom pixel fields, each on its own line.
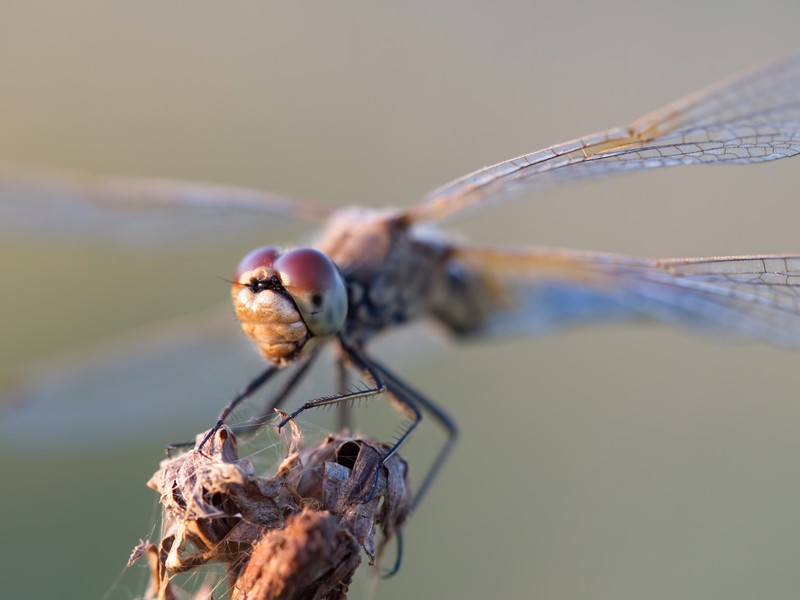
left=231, top=246, right=348, bottom=363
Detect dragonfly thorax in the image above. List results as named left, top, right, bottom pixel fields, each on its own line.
left=310, top=207, right=496, bottom=343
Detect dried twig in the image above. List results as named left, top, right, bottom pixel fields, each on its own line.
left=130, top=424, right=411, bottom=600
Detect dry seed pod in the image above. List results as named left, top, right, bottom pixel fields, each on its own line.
left=132, top=427, right=411, bottom=600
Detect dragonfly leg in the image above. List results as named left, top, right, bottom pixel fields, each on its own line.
left=370, top=356, right=458, bottom=510
left=274, top=349, right=388, bottom=430
left=277, top=339, right=451, bottom=505
left=342, top=342, right=422, bottom=505
left=231, top=346, right=322, bottom=439
left=335, top=348, right=353, bottom=432
left=194, top=364, right=282, bottom=453
left=167, top=359, right=310, bottom=454
left=382, top=529, right=404, bottom=579
left=365, top=356, right=457, bottom=578
left=196, top=344, right=337, bottom=453
left=275, top=339, right=419, bottom=498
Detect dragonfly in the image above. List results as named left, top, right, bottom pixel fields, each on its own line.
left=2, top=51, right=800, bottom=508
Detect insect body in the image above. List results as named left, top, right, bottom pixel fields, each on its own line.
left=3, top=52, right=800, bottom=506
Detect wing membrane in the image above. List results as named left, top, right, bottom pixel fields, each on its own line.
left=456, top=246, right=800, bottom=345
left=0, top=166, right=330, bottom=243
left=409, top=51, right=800, bottom=223
left=0, top=305, right=265, bottom=450
left=0, top=308, right=449, bottom=451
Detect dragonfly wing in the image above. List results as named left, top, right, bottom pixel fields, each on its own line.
left=0, top=305, right=268, bottom=450
left=454, top=245, right=800, bottom=346
left=408, top=51, right=800, bottom=223
left=0, top=307, right=451, bottom=451
left=0, top=166, right=331, bottom=244
left=629, top=255, right=800, bottom=345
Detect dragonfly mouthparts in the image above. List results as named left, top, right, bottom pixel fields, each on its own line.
left=247, top=275, right=284, bottom=294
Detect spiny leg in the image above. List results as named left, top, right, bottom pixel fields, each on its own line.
left=370, top=356, right=458, bottom=510
left=335, top=348, right=352, bottom=432
left=273, top=339, right=425, bottom=577
left=342, top=341, right=422, bottom=503
left=196, top=364, right=282, bottom=452
left=348, top=348, right=424, bottom=579
left=357, top=360, right=420, bottom=465
left=166, top=364, right=283, bottom=455
left=276, top=338, right=423, bottom=492
left=275, top=338, right=389, bottom=430
left=274, top=370, right=386, bottom=429
left=232, top=345, right=322, bottom=439
left=364, top=357, right=457, bottom=578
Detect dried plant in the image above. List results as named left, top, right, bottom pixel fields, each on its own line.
left=130, top=424, right=411, bottom=600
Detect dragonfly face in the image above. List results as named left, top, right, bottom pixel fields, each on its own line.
left=232, top=245, right=348, bottom=364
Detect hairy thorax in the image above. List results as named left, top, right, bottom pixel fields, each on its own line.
left=313, top=207, right=498, bottom=342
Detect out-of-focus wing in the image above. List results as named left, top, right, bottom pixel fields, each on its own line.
left=455, top=245, right=800, bottom=345
left=0, top=306, right=450, bottom=452
left=408, top=51, right=800, bottom=223
left=0, top=305, right=265, bottom=451
left=0, top=166, right=330, bottom=244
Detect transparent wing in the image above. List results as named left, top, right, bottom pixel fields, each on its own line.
left=0, top=166, right=331, bottom=244
left=455, top=245, right=800, bottom=345
left=0, top=306, right=448, bottom=451
left=0, top=305, right=265, bottom=451
left=408, top=51, right=800, bottom=223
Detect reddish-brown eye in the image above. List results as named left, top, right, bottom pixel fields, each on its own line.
left=234, top=246, right=281, bottom=282
left=273, top=248, right=348, bottom=336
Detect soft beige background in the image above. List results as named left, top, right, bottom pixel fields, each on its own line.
left=1, top=2, right=800, bottom=599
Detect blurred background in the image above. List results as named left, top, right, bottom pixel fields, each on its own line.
left=1, top=2, right=800, bottom=599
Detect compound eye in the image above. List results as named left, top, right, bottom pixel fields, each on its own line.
left=273, top=248, right=348, bottom=336
left=234, top=246, right=281, bottom=282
